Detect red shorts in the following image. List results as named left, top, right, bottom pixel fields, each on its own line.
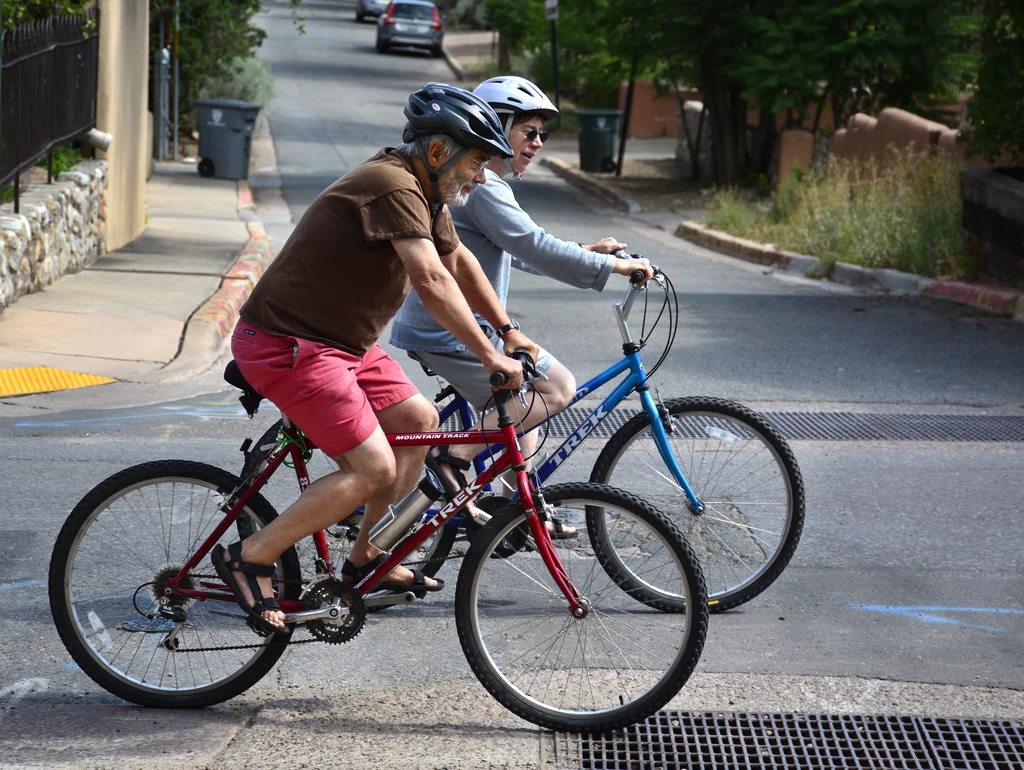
left=231, top=320, right=420, bottom=457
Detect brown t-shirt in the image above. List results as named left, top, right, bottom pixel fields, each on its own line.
left=240, top=148, right=460, bottom=354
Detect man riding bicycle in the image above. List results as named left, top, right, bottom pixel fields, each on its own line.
left=390, top=76, right=652, bottom=527
left=214, top=83, right=541, bottom=634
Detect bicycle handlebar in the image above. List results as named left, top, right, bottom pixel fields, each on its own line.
left=489, top=349, right=535, bottom=388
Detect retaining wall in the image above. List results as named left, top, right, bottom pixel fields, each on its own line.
left=0, top=160, right=107, bottom=311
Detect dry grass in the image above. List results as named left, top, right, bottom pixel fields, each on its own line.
left=706, top=148, right=969, bottom=279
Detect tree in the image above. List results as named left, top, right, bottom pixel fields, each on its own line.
left=638, top=0, right=974, bottom=186
left=963, top=1, right=1024, bottom=164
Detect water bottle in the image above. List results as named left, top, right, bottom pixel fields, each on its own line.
left=367, top=472, right=445, bottom=553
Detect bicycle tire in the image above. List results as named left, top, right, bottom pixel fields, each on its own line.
left=49, top=460, right=301, bottom=708
left=455, top=482, right=708, bottom=732
left=590, top=397, right=805, bottom=612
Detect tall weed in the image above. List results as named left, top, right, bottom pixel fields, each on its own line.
left=707, top=148, right=967, bottom=279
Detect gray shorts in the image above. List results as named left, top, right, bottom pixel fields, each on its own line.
left=408, top=327, right=556, bottom=412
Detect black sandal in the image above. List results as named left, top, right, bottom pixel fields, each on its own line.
left=211, top=542, right=285, bottom=636
left=548, top=517, right=579, bottom=540
left=341, top=555, right=444, bottom=597
left=429, top=446, right=473, bottom=499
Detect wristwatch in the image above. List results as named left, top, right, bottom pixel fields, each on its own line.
left=495, top=319, right=520, bottom=338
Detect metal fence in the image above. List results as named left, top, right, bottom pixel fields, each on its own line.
left=0, top=12, right=99, bottom=212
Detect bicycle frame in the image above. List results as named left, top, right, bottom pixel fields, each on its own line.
left=168, top=404, right=586, bottom=615
left=437, top=280, right=703, bottom=515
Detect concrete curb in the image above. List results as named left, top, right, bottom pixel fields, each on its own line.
left=675, top=220, right=1024, bottom=320
left=136, top=188, right=272, bottom=384
left=442, top=47, right=468, bottom=82
left=539, top=157, right=642, bottom=214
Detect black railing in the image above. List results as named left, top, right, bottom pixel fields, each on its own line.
left=0, top=12, right=99, bottom=213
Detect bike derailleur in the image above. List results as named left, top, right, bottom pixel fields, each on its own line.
left=299, top=576, right=365, bottom=644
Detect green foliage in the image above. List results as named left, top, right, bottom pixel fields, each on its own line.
left=197, top=56, right=275, bottom=108
left=150, top=0, right=272, bottom=129
left=708, top=148, right=968, bottom=278
left=962, top=2, right=1024, bottom=164
left=705, top=189, right=760, bottom=235
left=2, top=0, right=90, bottom=28
left=46, top=145, right=83, bottom=177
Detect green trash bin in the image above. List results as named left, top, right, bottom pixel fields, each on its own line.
left=575, top=108, right=621, bottom=173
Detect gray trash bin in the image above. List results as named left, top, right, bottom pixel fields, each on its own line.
left=575, top=108, right=621, bottom=173
left=191, top=98, right=261, bottom=180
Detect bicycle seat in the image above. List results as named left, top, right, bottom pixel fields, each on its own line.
left=224, top=360, right=265, bottom=417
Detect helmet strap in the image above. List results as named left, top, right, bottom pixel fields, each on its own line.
left=415, top=138, right=469, bottom=207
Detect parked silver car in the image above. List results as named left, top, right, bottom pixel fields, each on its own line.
left=355, top=0, right=390, bottom=22
left=376, top=0, right=445, bottom=58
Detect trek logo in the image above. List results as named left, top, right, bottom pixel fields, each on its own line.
left=429, top=476, right=487, bottom=527
left=393, top=432, right=472, bottom=441
left=552, top=404, right=608, bottom=461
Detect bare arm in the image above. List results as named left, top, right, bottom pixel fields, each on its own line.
left=440, top=242, right=541, bottom=362
left=392, top=237, right=524, bottom=388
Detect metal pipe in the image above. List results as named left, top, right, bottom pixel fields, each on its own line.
left=173, top=0, right=179, bottom=160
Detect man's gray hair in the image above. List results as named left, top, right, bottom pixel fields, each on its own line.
left=396, top=132, right=463, bottom=161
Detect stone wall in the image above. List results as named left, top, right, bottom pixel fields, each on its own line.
left=0, top=160, right=107, bottom=311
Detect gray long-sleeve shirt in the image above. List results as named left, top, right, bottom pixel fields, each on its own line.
left=389, top=169, right=615, bottom=353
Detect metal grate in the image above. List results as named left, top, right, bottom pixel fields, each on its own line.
left=443, top=407, right=1024, bottom=442
left=552, top=711, right=1024, bottom=770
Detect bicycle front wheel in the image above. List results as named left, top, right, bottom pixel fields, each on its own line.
left=49, top=461, right=301, bottom=708
left=455, top=482, right=708, bottom=732
left=591, top=397, right=805, bottom=612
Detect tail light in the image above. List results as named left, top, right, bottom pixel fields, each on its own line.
left=383, top=5, right=396, bottom=25
left=430, top=7, right=442, bottom=30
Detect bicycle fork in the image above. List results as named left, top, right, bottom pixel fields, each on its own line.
left=518, top=480, right=589, bottom=618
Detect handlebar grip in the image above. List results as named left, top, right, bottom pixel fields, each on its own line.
left=489, top=348, right=535, bottom=388
left=630, top=270, right=646, bottom=284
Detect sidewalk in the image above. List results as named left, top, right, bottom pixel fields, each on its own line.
left=0, top=145, right=273, bottom=403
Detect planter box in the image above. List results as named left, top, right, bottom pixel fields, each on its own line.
left=960, top=166, right=1024, bottom=288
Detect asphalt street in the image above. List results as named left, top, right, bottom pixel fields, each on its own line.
left=1, top=1, right=1023, bottom=768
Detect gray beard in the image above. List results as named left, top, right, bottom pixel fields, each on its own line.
left=440, top=167, right=476, bottom=207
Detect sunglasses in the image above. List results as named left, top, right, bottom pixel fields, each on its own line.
left=520, top=128, right=549, bottom=143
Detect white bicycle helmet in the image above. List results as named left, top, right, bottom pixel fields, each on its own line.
left=473, top=77, right=558, bottom=177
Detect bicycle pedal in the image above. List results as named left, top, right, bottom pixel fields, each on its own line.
left=363, top=590, right=416, bottom=608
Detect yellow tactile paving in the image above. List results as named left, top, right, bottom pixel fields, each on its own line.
left=0, top=367, right=116, bottom=397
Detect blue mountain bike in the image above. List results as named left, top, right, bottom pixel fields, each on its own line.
left=242, top=260, right=805, bottom=612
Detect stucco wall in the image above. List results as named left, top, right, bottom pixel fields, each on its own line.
left=0, top=161, right=107, bottom=310
left=95, top=0, right=150, bottom=252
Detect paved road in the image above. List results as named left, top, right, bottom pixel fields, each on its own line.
left=1, top=1, right=1022, bottom=768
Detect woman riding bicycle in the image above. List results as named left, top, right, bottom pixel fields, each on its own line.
left=390, top=76, right=652, bottom=524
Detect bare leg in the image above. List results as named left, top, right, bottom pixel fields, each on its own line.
left=436, top=360, right=576, bottom=516
left=231, top=426, right=400, bottom=629
left=346, top=394, right=440, bottom=587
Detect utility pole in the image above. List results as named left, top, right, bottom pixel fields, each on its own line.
left=546, top=0, right=559, bottom=129
left=173, top=0, right=179, bottom=160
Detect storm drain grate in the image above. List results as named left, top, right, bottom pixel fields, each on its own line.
left=551, top=711, right=1024, bottom=770
left=443, top=407, right=1024, bottom=442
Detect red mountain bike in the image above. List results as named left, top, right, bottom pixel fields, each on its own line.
left=49, top=359, right=708, bottom=731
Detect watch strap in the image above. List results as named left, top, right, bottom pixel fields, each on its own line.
left=495, top=319, right=520, bottom=338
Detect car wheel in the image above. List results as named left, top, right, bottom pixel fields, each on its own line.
left=376, top=38, right=389, bottom=53
left=431, top=44, right=443, bottom=58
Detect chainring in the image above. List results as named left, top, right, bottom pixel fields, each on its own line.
left=301, top=577, right=365, bottom=644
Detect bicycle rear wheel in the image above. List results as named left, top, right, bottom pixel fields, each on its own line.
left=455, top=482, right=708, bottom=732
left=49, top=461, right=301, bottom=708
left=590, top=397, right=805, bottom=612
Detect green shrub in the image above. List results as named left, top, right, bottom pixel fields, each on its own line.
left=705, top=188, right=760, bottom=236
left=196, top=55, right=275, bottom=109
left=708, top=148, right=967, bottom=279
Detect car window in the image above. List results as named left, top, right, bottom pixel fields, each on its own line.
left=393, top=4, right=435, bottom=20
